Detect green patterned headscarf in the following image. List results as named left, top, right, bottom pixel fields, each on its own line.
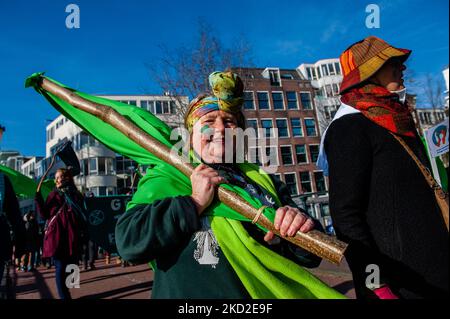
left=184, top=71, right=245, bottom=131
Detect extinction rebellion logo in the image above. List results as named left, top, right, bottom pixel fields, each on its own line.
left=89, top=210, right=105, bottom=226
left=432, top=125, right=448, bottom=148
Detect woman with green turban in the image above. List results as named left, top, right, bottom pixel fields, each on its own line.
left=115, top=71, right=345, bottom=299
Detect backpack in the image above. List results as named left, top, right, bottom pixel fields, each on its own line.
left=42, top=204, right=65, bottom=258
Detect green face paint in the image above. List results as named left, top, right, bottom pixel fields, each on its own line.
left=201, top=125, right=215, bottom=135
left=201, top=125, right=210, bottom=134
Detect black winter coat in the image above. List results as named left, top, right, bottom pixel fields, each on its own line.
left=0, top=173, right=26, bottom=262
left=325, top=113, right=448, bottom=299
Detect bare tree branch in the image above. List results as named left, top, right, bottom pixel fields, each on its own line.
left=425, top=74, right=444, bottom=109
left=146, top=21, right=254, bottom=124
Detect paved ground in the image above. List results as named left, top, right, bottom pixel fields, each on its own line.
left=6, top=257, right=355, bottom=299
left=9, top=258, right=153, bottom=299
left=309, top=258, right=356, bottom=298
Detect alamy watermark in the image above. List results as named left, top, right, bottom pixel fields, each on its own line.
left=65, top=264, right=80, bottom=289
left=169, top=127, right=281, bottom=174
left=365, top=264, right=381, bottom=290
left=366, top=4, right=380, bottom=29
left=65, top=4, right=80, bottom=29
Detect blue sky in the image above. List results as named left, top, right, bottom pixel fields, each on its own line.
left=0, top=0, right=448, bottom=156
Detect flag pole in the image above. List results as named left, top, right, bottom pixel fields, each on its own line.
left=36, top=76, right=348, bottom=264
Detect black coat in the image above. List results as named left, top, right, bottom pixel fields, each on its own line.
left=325, top=113, right=448, bottom=299
left=0, top=173, right=26, bottom=262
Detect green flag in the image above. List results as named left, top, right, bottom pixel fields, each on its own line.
left=0, top=164, right=54, bottom=200
left=26, top=72, right=174, bottom=167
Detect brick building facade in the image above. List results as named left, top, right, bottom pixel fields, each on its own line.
left=234, top=67, right=331, bottom=229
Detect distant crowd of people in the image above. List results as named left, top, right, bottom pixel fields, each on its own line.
left=1, top=169, right=131, bottom=300
left=12, top=209, right=99, bottom=274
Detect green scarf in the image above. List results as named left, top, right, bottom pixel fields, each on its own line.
left=26, top=72, right=345, bottom=299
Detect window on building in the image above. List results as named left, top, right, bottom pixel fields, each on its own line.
left=321, top=64, right=329, bottom=77
left=311, top=68, right=317, bottom=80
left=129, top=100, right=137, bottom=106
left=170, top=101, right=176, bottom=113
left=272, top=92, right=284, bottom=110
left=332, top=83, right=339, bottom=96
left=325, top=85, right=332, bottom=97
left=263, top=146, right=278, bottom=166
left=316, top=67, right=322, bottom=79
left=79, top=132, right=89, bottom=149
left=286, top=91, right=298, bottom=109
left=49, top=127, right=55, bottom=141
left=98, top=157, right=106, bottom=175
left=280, top=146, right=293, bottom=165
left=162, top=101, right=169, bottom=113
left=244, top=91, right=255, bottom=110
left=309, top=145, right=319, bottom=163
left=328, top=63, right=335, bottom=75
left=419, top=113, right=424, bottom=123
left=306, top=68, right=312, bottom=80
left=334, top=62, right=341, bottom=75
left=300, top=172, right=312, bottom=193
left=290, top=118, right=303, bottom=137
left=106, top=158, right=114, bottom=175
left=315, top=88, right=323, bottom=98
left=145, top=101, right=155, bottom=113
left=141, top=100, right=147, bottom=109
left=89, top=158, right=97, bottom=175
left=284, top=173, right=298, bottom=195
left=276, top=119, right=289, bottom=138
left=155, top=101, right=162, bottom=114
left=300, top=92, right=312, bottom=110
left=246, top=119, right=258, bottom=138
left=257, top=92, right=270, bottom=110
left=295, top=145, right=308, bottom=164
left=323, top=106, right=331, bottom=120
left=261, top=119, right=273, bottom=137
left=331, top=107, right=337, bottom=119
left=305, top=119, right=317, bottom=136
left=88, top=134, right=97, bottom=147
left=98, top=186, right=107, bottom=196
left=81, top=159, right=88, bottom=176
left=269, top=70, right=281, bottom=86
left=314, top=171, right=327, bottom=193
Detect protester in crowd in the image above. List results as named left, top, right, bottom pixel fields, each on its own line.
left=115, top=71, right=345, bottom=299
left=35, top=168, right=88, bottom=299
left=39, top=222, right=52, bottom=269
left=319, top=36, right=449, bottom=299
left=81, top=239, right=97, bottom=271
left=20, top=211, right=40, bottom=272
left=0, top=172, right=26, bottom=284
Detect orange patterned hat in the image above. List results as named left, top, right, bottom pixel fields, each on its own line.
left=339, top=36, right=411, bottom=94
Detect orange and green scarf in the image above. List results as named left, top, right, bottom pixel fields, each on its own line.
left=341, top=83, right=416, bottom=137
